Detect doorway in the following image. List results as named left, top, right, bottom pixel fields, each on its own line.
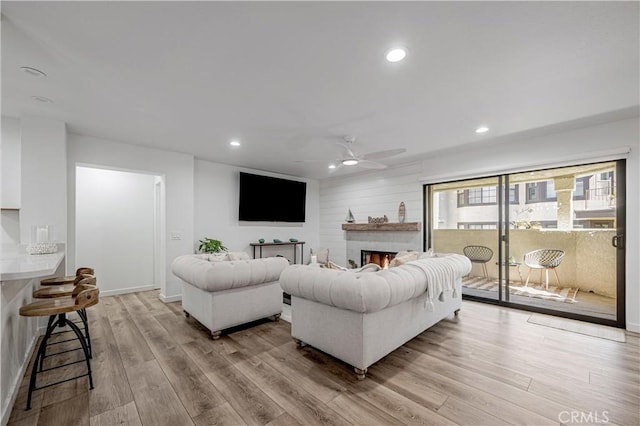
left=75, top=166, right=165, bottom=296
left=425, top=160, right=625, bottom=327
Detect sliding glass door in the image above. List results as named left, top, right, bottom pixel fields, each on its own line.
left=427, top=176, right=501, bottom=302
left=426, top=160, right=625, bottom=327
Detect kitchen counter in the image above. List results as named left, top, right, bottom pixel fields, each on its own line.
left=0, top=251, right=65, bottom=282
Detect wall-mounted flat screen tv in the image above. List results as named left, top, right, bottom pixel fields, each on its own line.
left=239, top=172, right=306, bottom=222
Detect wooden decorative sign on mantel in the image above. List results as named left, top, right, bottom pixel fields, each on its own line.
left=341, top=222, right=421, bottom=232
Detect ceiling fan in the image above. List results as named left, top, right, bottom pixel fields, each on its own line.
left=330, top=136, right=406, bottom=171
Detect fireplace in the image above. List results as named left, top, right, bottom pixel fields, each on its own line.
left=361, top=250, right=397, bottom=269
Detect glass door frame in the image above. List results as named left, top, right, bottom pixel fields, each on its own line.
left=424, top=159, right=626, bottom=329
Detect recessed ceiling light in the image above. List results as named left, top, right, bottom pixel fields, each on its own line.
left=31, top=95, right=53, bottom=104
left=342, top=159, right=359, bottom=166
left=229, top=140, right=241, bottom=147
left=475, top=126, right=489, bottom=134
left=20, top=66, right=47, bottom=78
left=328, top=164, right=336, bottom=169
left=385, top=47, right=407, bottom=63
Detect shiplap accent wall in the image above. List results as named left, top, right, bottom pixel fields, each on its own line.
left=319, top=163, right=424, bottom=266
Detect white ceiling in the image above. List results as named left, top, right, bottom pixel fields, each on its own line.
left=2, top=1, right=638, bottom=179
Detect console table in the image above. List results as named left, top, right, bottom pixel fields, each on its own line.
left=250, top=241, right=306, bottom=264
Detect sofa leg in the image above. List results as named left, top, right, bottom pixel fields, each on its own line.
left=272, top=313, right=281, bottom=322
left=354, top=367, right=367, bottom=380
left=211, top=330, right=222, bottom=340
left=454, top=309, right=460, bottom=317
left=293, top=338, right=304, bottom=348
left=184, top=310, right=190, bottom=318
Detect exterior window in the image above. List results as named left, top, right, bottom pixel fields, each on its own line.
left=546, top=181, right=557, bottom=199
left=509, top=185, right=519, bottom=204
left=458, top=185, right=517, bottom=207
left=526, top=178, right=590, bottom=203
left=457, top=222, right=498, bottom=229
left=526, top=183, right=541, bottom=203
left=573, top=176, right=590, bottom=200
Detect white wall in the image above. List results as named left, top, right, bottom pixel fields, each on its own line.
left=194, top=160, right=320, bottom=262
left=75, top=167, right=156, bottom=295
left=320, top=116, right=640, bottom=331
left=19, top=117, right=67, bottom=244
left=320, top=163, right=424, bottom=266
left=1, top=116, right=21, bottom=210
left=67, top=134, right=194, bottom=301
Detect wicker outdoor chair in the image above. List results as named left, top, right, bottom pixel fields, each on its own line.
left=463, top=245, right=494, bottom=279
left=523, top=248, right=565, bottom=290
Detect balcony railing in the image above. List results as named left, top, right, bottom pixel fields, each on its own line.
left=584, top=185, right=615, bottom=209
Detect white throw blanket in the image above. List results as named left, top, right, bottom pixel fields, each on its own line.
left=406, top=254, right=471, bottom=311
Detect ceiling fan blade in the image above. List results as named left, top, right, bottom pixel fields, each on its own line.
left=328, top=163, right=343, bottom=173
left=295, top=159, right=334, bottom=163
left=337, top=142, right=357, bottom=159
left=362, top=148, right=406, bottom=160
left=357, top=159, right=388, bottom=170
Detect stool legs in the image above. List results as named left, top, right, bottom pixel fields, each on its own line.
left=27, top=317, right=57, bottom=410
left=26, top=314, right=94, bottom=410
left=77, top=308, right=92, bottom=358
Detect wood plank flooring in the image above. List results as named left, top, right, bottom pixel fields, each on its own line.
left=8, top=290, right=639, bottom=426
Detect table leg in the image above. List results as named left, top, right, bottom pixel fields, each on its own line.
left=517, top=265, right=524, bottom=284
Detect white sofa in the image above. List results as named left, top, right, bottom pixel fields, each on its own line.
left=279, top=253, right=471, bottom=379
left=172, top=253, right=290, bottom=339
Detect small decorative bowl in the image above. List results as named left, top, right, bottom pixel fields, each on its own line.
left=26, top=243, right=58, bottom=255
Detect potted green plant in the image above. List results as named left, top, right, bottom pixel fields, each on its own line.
left=198, top=238, right=227, bottom=253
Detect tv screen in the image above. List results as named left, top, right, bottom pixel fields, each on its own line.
left=239, top=172, right=307, bottom=222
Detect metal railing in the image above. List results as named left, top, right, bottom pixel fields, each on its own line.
left=585, top=185, right=615, bottom=209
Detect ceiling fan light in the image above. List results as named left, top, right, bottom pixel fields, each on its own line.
left=385, top=47, right=407, bottom=63
left=342, top=159, right=359, bottom=166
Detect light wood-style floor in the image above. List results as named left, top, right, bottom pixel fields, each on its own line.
left=8, top=290, right=639, bottom=426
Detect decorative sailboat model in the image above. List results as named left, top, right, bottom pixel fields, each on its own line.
left=345, top=209, right=355, bottom=223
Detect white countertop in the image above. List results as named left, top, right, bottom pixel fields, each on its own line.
left=0, top=252, right=65, bottom=281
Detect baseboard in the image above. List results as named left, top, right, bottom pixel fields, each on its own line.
left=99, top=285, right=155, bottom=297
left=627, top=321, right=640, bottom=333
left=1, top=332, right=38, bottom=426
left=159, top=293, right=182, bottom=303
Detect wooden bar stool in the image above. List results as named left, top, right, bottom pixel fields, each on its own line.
left=40, top=267, right=94, bottom=286
left=19, top=284, right=99, bottom=410
left=34, top=275, right=97, bottom=360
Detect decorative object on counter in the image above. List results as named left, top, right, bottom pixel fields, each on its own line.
left=368, top=215, right=389, bottom=224
left=398, top=202, right=406, bottom=223
left=27, top=225, right=57, bottom=255
left=258, top=238, right=265, bottom=244
left=198, top=237, right=227, bottom=253
left=26, top=243, right=58, bottom=255
left=345, top=209, right=355, bottom=223
left=273, top=239, right=282, bottom=243
left=289, top=238, right=298, bottom=242
left=348, top=259, right=358, bottom=269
